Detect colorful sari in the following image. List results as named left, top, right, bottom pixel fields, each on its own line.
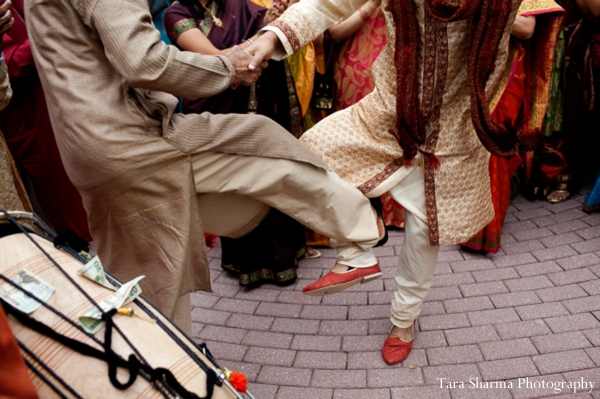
left=333, top=6, right=387, bottom=110
left=462, top=0, right=565, bottom=253
left=165, top=0, right=309, bottom=285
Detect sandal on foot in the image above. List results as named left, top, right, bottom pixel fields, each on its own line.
left=302, top=246, right=322, bottom=259
left=546, top=174, right=571, bottom=204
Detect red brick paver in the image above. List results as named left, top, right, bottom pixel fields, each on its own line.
left=190, top=190, right=600, bottom=398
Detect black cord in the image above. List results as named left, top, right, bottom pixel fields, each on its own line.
left=18, top=339, right=84, bottom=399
left=1, top=211, right=218, bottom=398
left=21, top=356, right=69, bottom=399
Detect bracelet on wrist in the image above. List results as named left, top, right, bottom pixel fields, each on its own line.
left=358, top=6, right=369, bottom=21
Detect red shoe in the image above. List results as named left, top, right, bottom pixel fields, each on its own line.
left=382, top=322, right=415, bottom=365
left=302, top=264, right=382, bottom=296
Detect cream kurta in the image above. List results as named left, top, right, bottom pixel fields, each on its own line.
left=266, top=0, right=521, bottom=245
left=25, top=0, right=329, bottom=317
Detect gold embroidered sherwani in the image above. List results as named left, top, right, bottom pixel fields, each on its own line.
left=265, top=0, right=522, bottom=245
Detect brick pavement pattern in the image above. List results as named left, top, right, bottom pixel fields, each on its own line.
left=193, top=191, right=600, bottom=398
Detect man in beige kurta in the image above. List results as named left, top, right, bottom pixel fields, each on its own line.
left=248, top=0, right=522, bottom=363
left=24, top=0, right=383, bottom=333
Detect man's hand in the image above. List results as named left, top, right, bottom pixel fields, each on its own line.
left=0, top=0, right=14, bottom=37
left=263, top=0, right=297, bottom=25
left=225, top=45, right=267, bottom=88
left=246, top=31, right=280, bottom=71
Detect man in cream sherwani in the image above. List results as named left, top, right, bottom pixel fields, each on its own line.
left=248, top=0, right=525, bottom=364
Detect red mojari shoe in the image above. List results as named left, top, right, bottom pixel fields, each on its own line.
left=382, top=322, right=415, bottom=365
left=301, top=264, right=382, bottom=296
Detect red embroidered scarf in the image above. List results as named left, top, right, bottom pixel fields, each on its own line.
left=390, top=0, right=523, bottom=166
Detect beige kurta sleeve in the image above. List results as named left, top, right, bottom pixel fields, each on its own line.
left=76, top=0, right=235, bottom=100
left=263, top=0, right=368, bottom=59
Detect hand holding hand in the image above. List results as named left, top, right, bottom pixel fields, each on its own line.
left=225, top=45, right=267, bottom=88
left=0, top=0, right=14, bottom=37
left=246, top=31, right=279, bottom=71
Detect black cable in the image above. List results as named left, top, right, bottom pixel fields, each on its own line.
left=104, top=264, right=224, bottom=387
left=0, top=211, right=153, bottom=369
left=1, top=211, right=216, bottom=398
left=4, top=301, right=204, bottom=398
left=21, top=356, right=69, bottom=399
left=18, top=339, right=84, bottom=399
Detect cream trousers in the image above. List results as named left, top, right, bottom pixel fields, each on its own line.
left=173, top=152, right=381, bottom=332
left=191, top=152, right=379, bottom=265
left=388, top=167, right=440, bottom=328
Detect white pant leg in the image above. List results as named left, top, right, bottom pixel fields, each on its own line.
left=191, top=152, right=379, bottom=267
left=388, top=167, right=439, bottom=328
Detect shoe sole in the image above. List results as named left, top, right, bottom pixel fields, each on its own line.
left=303, top=272, right=382, bottom=297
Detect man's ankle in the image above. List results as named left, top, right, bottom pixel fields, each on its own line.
left=390, top=325, right=414, bottom=342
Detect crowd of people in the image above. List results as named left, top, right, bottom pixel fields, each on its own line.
left=0, top=0, right=599, bottom=376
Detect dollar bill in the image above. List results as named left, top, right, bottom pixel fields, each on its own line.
left=78, top=256, right=117, bottom=290
left=79, top=275, right=144, bottom=334
left=0, top=270, right=55, bottom=314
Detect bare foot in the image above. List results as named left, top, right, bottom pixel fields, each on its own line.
left=331, top=263, right=352, bottom=273
left=376, top=213, right=386, bottom=240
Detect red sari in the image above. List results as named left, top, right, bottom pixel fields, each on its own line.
left=462, top=0, right=565, bottom=253
left=0, top=306, right=39, bottom=399
left=0, top=0, right=91, bottom=242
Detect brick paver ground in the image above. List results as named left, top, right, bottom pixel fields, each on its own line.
left=193, top=190, right=600, bottom=399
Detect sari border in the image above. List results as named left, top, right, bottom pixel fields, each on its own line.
left=518, top=0, right=564, bottom=16
left=168, top=18, right=198, bottom=42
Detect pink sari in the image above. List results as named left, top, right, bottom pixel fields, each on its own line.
left=334, top=7, right=387, bottom=110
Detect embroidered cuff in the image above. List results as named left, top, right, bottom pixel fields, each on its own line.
left=260, top=22, right=300, bottom=60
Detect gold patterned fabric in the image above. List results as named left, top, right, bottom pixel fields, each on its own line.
left=266, top=0, right=522, bottom=245
left=0, top=60, right=32, bottom=214
left=0, top=132, right=32, bottom=214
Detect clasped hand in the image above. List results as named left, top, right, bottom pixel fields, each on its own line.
left=0, top=0, right=14, bottom=37
left=225, top=46, right=268, bottom=89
